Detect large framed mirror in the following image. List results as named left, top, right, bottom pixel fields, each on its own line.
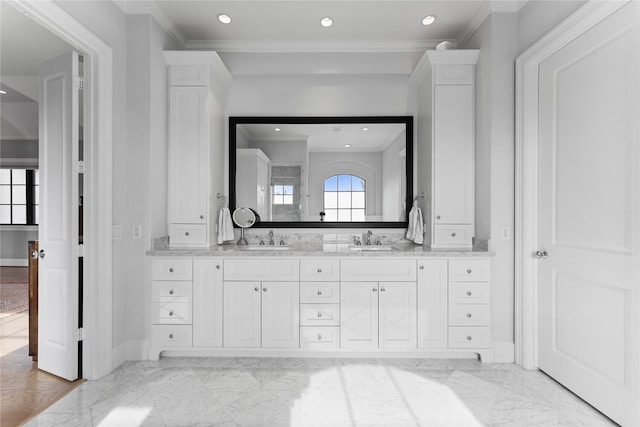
left=229, top=116, right=413, bottom=228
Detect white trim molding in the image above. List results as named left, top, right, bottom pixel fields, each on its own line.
left=514, top=0, right=630, bottom=370
left=8, top=0, right=114, bottom=380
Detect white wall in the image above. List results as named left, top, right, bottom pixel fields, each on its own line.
left=0, top=102, right=38, bottom=139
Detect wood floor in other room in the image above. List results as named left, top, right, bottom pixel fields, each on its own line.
left=0, top=312, right=83, bottom=427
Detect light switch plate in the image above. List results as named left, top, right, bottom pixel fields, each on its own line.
left=112, top=225, right=122, bottom=240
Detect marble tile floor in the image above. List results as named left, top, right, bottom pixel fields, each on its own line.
left=23, top=356, right=615, bottom=427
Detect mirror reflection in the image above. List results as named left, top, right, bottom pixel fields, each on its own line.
left=230, top=117, right=412, bottom=228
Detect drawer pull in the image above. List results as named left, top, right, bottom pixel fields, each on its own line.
left=317, top=334, right=323, bottom=340
left=466, top=291, right=472, bottom=296
left=169, top=311, right=175, bottom=317
left=317, top=312, right=322, bottom=318
left=200, top=215, right=204, bottom=219
left=317, top=268, right=323, bottom=273
left=466, top=313, right=472, bottom=318
left=185, top=232, right=190, bottom=236
left=169, top=268, right=174, bottom=273
left=317, top=290, right=323, bottom=296
left=263, top=287, right=268, bottom=292
left=372, top=288, right=378, bottom=292
left=254, top=287, right=259, bottom=292
left=466, top=336, right=472, bottom=341
left=169, top=289, right=175, bottom=295
left=466, top=269, right=472, bottom=274
left=451, top=232, right=456, bottom=237
left=216, top=265, right=221, bottom=270
left=419, top=265, right=424, bottom=270
left=436, top=215, right=441, bottom=219
left=169, top=333, right=174, bottom=339
left=380, top=287, right=386, bottom=292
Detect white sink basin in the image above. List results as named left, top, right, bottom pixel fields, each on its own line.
left=350, top=246, right=393, bottom=251
left=245, top=245, right=291, bottom=251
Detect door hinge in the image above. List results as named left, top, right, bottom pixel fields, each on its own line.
left=74, top=244, right=85, bottom=257
left=74, top=328, right=84, bottom=342
left=74, top=160, right=85, bottom=174
left=73, top=75, right=85, bottom=90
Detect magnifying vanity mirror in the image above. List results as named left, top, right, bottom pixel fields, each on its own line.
left=232, top=207, right=257, bottom=244
left=229, top=116, right=413, bottom=228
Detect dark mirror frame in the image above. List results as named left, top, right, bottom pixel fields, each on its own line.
left=229, top=116, right=413, bottom=228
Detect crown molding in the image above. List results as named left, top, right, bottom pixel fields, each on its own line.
left=457, top=0, right=527, bottom=48
left=113, top=0, right=186, bottom=48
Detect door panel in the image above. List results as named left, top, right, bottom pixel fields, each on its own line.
left=340, top=282, right=378, bottom=349
left=537, top=3, right=639, bottom=424
left=38, top=51, right=80, bottom=381
left=261, top=282, right=299, bottom=348
left=223, top=282, right=261, bottom=348
left=379, top=282, right=416, bottom=349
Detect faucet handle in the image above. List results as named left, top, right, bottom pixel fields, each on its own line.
left=279, top=236, right=287, bottom=246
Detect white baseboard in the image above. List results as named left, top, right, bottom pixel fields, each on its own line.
left=493, top=341, right=515, bottom=363
left=0, top=259, right=28, bottom=267
left=112, top=339, right=150, bottom=369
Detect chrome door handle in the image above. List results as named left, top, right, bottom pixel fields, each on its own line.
left=535, top=250, right=549, bottom=259
left=31, top=251, right=39, bottom=260
left=39, top=249, right=45, bottom=260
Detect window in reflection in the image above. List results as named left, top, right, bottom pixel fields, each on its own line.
left=273, top=185, right=294, bottom=205
left=324, top=174, right=366, bottom=222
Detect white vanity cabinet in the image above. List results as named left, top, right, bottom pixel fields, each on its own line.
left=426, top=50, right=479, bottom=249
left=223, top=259, right=300, bottom=348
left=417, top=260, right=448, bottom=349
left=165, top=51, right=232, bottom=248
left=340, top=260, right=417, bottom=349
left=193, top=259, right=223, bottom=347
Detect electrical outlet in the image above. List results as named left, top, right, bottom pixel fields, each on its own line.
left=112, top=225, right=121, bottom=241
left=501, top=226, right=510, bottom=240
left=133, top=225, right=142, bottom=239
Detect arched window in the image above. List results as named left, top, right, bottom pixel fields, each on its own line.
left=323, top=174, right=366, bottom=221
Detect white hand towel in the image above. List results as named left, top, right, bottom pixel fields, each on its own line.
left=218, top=207, right=235, bottom=244
left=406, top=206, right=424, bottom=244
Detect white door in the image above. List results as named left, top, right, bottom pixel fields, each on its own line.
left=223, top=281, right=261, bottom=347
left=379, top=282, right=416, bottom=349
left=38, top=51, right=81, bottom=381
left=261, top=282, right=299, bottom=348
left=340, top=282, right=378, bottom=349
left=193, top=259, right=223, bottom=347
left=537, top=3, right=639, bottom=425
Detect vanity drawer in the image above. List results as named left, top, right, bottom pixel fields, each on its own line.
left=448, top=327, right=490, bottom=349
left=341, top=259, right=416, bottom=282
left=170, top=224, right=207, bottom=246
left=300, top=304, right=340, bottom=326
left=448, top=304, right=490, bottom=326
left=433, top=225, right=473, bottom=247
left=151, top=281, right=193, bottom=303
left=152, top=258, right=193, bottom=281
left=151, top=302, right=192, bottom=325
left=300, top=326, right=340, bottom=350
left=151, top=325, right=193, bottom=347
left=448, top=259, right=490, bottom=282
left=300, top=282, right=340, bottom=303
left=224, top=259, right=299, bottom=281
left=300, top=259, right=340, bottom=281
left=448, top=282, right=490, bottom=304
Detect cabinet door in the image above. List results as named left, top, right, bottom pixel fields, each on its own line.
left=340, top=282, right=378, bottom=349
left=193, top=259, right=223, bottom=347
left=261, top=282, right=299, bottom=348
left=433, top=85, right=474, bottom=224
left=379, top=282, right=417, bottom=349
left=417, top=260, right=448, bottom=349
left=223, top=281, right=261, bottom=347
left=169, top=86, right=208, bottom=224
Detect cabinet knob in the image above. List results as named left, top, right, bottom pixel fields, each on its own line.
left=169, top=289, right=175, bottom=295
left=169, top=311, right=175, bottom=316
left=450, top=232, right=456, bottom=237
left=419, top=265, right=424, bottom=270
left=436, top=215, right=441, bottom=220
left=216, top=265, right=221, bottom=269
left=317, top=312, right=322, bottom=318
left=317, top=334, right=323, bottom=340
left=200, top=215, right=204, bottom=219
left=317, top=290, right=323, bottom=296
left=317, top=268, right=322, bottom=273
left=466, top=336, right=472, bottom=341
left=466, top=269, right=472, bottom=274
left=372, top=288, right=378, bottom=292
left=466, top=313, right=472, bottom=318
left=169, top=268, right=174, bottom=273
left=169, top=333, right=174, bottom=339
left=263, top=287, right=267, bottom=292
left=466, top=291, right=472, bottom=296
left=380, top=287, right=386, bottom=292
left=185, top=232, right=190, bottom=236
left=254, top=287, right=259, bottom=292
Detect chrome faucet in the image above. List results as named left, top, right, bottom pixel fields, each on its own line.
left=366, top=230, right=373, bottom=245
left=268, top=230, right=275, bottom=245
left=279, top=236, right=286, bottom=246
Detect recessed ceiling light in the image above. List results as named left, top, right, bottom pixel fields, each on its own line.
left=274, top=128, right=281, bottom=132
left=344, top=144, right=352, bottom=148
left=217, top=13, right=232, bottom=25
left=422, top=15, right=436, bottom=26
left=320, top=17, right=333, bottom=28
left=362, top=127, right=369, bottom=131
left=0, top=90, right=6, bottom=95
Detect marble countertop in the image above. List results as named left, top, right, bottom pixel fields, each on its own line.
left=147, top=242, right=494, bottom=257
